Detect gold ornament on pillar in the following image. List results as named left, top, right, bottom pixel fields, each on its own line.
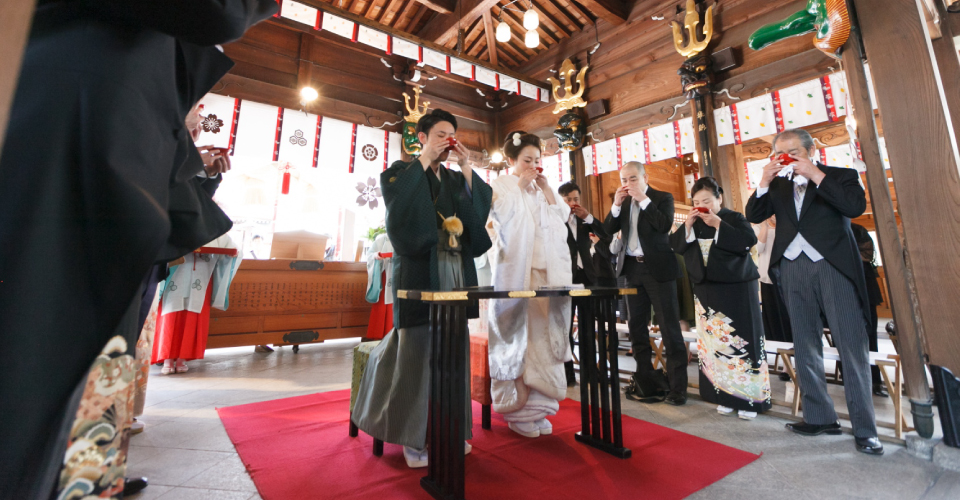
left=402, top=87, right=430, bottom=156
left=402, top=86, right=430, bottom=123
left=671, top=0, right=714, bottom=58
left=546, top=59, right=588, bottom=115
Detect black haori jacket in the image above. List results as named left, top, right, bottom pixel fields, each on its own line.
left=381, top=160, right=493, bottom=328
left=0, top=2, right=276, bottom=493
left=670, top=208, right=760, bottom=284
left=745, top=164, right=871, bottom=326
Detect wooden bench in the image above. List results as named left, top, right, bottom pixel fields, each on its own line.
left=612, top=323, right=697, bottom=371
left=767, top=342, right=914, bottom=439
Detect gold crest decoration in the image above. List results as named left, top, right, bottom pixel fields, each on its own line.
left=672, top=0, right=714, bottom=58
left=546, top=59, right=588, bottom=115
left=402, top=87, right=430, bottom=123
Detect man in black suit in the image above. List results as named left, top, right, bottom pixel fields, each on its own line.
left=745, top=128, right=882, bottom=455
left=603, top=162, right=686, bottom=405
left=559, top=182, right=611, bottom=286
left=0, top=2, right=277, bottom=496
left=558, top=181, right=611, bottom=385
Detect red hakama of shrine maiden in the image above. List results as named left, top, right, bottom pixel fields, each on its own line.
left=153, top=285, right=213, bottom=362
left=152, top=238, right=242, bottom=363
left=365, top=234, right=394, bottom=340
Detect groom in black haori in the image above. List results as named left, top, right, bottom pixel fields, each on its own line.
left=351, top=109, right=493, bottom=469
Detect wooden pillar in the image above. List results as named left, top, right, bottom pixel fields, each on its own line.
left=715, top=143, right=748, bottom=213
left=841, top=9, right=932, bottom=410
left=692, top=93, right=721, bottom=179
left=0, top=0, right=35, bottom=153
left=852, top=0, right=960, bottom=384
left=571, top=149, right=597, bottom=215
left=929, top=0, right=960, bottom=148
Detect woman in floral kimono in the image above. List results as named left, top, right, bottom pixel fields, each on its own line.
left=488, top=131, right=573, bottom=438
left=671, top=177, right=771, bottom=419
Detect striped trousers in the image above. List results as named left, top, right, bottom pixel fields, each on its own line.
left=779, top=254, right=877, bottom=438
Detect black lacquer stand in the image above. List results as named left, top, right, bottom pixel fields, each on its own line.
left=573, top=295, right=632, bottom=458
left=401, top=287, right=635, bottom=500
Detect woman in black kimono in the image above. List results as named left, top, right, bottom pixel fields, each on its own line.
left=671, top=177, right=771, bottom=419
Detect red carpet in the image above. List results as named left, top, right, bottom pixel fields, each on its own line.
left=217, top=390, right=760, bottom=500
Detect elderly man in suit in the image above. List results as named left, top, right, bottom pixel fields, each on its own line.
left=604, top=162, right=686, bottom=405
left=745, top=128, right=882, bottom=455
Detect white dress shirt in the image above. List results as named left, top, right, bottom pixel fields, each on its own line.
left=609, top=188, right=652, bottom=257
left=755, top=179, right=824, bottom=262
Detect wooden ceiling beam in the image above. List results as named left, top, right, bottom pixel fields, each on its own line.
left=402, top=4, right=430, bottom=31
left=496, top=45, right=519, bottom=66
left=416, top=0, right=503, bottom=45
left=466, top=30, right=486, bottom=56
left=289, top=0, right=544, bottom=86
left=538, top=0, right=580, bottom=31
left=529, top=0, right=572, bottom=38
left=464, top=23, right=486, bottom=54
left=560, top=0, right=594, bottom=26
left=215, top=74, right=405, bottom=130
left=413, top=0, right=456, bottom=15
left=571, top=0, right=626, bottom=25
left=446, top=15, right=485, bottom=49
left=392, top=0, right=419, bottom=27
left=499, top=38, right=530, bottom=63
left=363, top=0, right=385, bottom=19
left=376, top=0, right=399, bottom=22
left=383, top=0, right=411, bottom=26
left=481, top=11, right=499, bottom=66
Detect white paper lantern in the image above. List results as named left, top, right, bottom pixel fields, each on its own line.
left=523, top=10, right=540, bottom=30
left=524, top=29, right=539, bottom=49
left=496, top=21, right=511, bottom=42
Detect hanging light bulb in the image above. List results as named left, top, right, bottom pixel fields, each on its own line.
left=523, top=9, right=540, bottom=30
left=299, top=87, right=319, bottom=105
left=496, top=20, right=511, bottom=42
left=524, top=29, right=539, bottom=49
left=491, top=151, right=503, bottom=163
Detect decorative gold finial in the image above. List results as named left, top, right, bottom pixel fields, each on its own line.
left=546, top=59, right=588, bottom=115
left=672, top=0, right=714, bottom=58
left=403, top=87, right=430, bottom=123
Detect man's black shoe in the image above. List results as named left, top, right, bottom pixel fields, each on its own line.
left=664, top=392, right=686, bottom=406
left=785, top=421, right=842, bottom=436
left=873, top=383, right=889, bottom=398
left=855, top=437, right=885, bottom=455
left=123, top=477, right=148, bottom=496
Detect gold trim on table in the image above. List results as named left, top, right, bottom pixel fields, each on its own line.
left=619, top=288, right=638, bottom=296
left=407, top=291, right=470, bottom=301
left=508, top=291, right=537, bottom=298
left=569, top=289, right=593, bottom=296
left=397, top=290, right=409, bottom=299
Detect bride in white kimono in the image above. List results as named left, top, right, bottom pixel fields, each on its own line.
left=489, top=131, right=573, bottom=438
